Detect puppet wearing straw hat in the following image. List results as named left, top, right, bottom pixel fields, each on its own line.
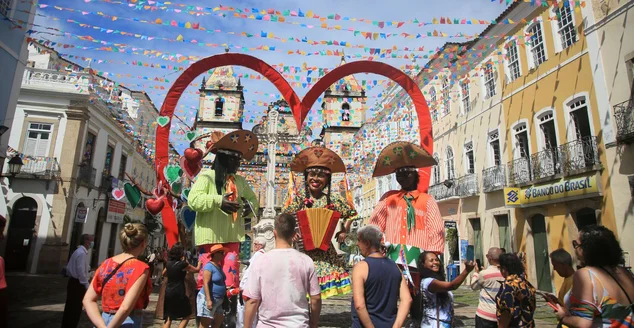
left=369, top=141, right=443, bottom=290
left=282, top=146, right=358, bottom=299
left=188, top=130, right=259, bottom=290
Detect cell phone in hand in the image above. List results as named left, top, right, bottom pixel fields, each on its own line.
left=475, top=259, right=482, bottom=270
left=466, top=245, right=475, bottom=262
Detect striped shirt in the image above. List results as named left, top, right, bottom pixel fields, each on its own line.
left=369, top=190, right=444, bottom=253
left=470, top=266, right=504, bottom=322
left=188, top=170, right=259, bottom=245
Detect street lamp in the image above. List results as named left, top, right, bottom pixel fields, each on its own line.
left=8, top=155, right=24, bottom=186
left=8, top=155, right=24, bottom=175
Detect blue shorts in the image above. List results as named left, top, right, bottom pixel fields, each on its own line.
left=101, top=310, right=143, bottom=327
left=197, top=293, right=224, bottom=318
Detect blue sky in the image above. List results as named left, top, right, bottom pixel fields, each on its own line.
left=31, top=0, right=510, bottom=154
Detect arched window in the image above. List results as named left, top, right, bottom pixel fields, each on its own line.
left=215, top=97, right=224, bottom=116
left=432, top=154, right=441, bottom=185
left=445, top=147, right=455, bottom=180
left=341, top=103, right=351, bottom=122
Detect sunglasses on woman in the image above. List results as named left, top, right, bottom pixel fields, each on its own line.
left=572, top=240, right=581, bottom=249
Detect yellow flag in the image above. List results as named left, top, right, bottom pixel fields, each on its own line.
left=176, top=34, right=183, bottom=41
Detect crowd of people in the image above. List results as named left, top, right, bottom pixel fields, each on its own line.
left=40, top=132, right=633, bottom=328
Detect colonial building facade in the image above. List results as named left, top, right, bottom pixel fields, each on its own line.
left=0, top=43, right=167, bottom=273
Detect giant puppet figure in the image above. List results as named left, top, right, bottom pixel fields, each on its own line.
left=282, top=146, right=358, bottom=299
left=369, top=141, right=443, bottom=287
left=188, top=130, right=259, bottom=289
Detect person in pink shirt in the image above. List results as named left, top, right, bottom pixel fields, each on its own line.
left=243, top=213, right=321, bottom=328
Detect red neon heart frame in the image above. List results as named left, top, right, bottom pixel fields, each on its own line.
left=155, top=53, right=433, bottom=246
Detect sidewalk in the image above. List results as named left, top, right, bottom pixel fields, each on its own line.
left=6, top=273, right=558, bottom=327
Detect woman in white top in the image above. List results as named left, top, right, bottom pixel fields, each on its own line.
left=417, top=251, right=475, bottom=328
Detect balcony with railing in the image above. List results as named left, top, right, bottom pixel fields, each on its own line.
left=78, top=164, right=97, bottom=187
left=614, top=99, right=634, bottom=143
left=14, top=156, right=60, bottom=180
left=22, top=67, right=90, bottom=94
left=559, top=136, right=601, bottom=175
left=482, top=165, right=505, bottom=193
left=100, top=173, right=114, bottom=192
left=530, top=148, right=562, bottom=182
left=456, top=174, right=479, bottom=197
left=508, top=157, right=532, bottom=186
left=507, top=136, right=601, bottom=186
left=429, top=181, right=458, bottom=201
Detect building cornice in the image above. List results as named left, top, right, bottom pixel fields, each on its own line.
left=584, top=0, right=634, bottom=34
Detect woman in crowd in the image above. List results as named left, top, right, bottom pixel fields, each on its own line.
left=163, top=242, right=202, bottom=328
left=417, top=251, right=475, bottom=328
left=83, top=222, right=153, bottom=328
left=282, top=146, right=358, bottom=299
left=197, top=244, right=228, bottom=328
left=495, top=253, right=536, bottom=328
left=555, top=225, right=634, bottom=327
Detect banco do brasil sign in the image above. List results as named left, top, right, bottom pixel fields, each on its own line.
left=504, top=173, right=601, bottom=207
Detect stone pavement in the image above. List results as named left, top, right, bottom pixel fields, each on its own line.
left=6, top=273, right=558, bottom=327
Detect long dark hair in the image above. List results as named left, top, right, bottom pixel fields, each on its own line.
left=418, top=251, right=452, bottom=311
left=168, top=242, right=184, bottom=261
left=303, top=168, right=332, bottom=209
left=212, top=153, right=234, bottom=195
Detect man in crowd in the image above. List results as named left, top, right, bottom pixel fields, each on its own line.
left=352, top=225, right=412, bottom=327
left=61, top=234, right=93, bottom=328
left=550, top=248, right=575, bottom=305
left=244, top=213, right=321, bottom=328
left=237, top=236, right=268, bottom=328
left=470, top=247, right=504, bottom=328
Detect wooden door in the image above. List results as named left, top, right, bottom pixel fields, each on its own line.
left=531, top=214, right=552, bottom=291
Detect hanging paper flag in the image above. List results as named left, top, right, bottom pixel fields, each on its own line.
left=176, top=34, right=184, bottom=41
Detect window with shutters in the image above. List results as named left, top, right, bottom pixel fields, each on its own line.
left=465, top=142, right=475, bottom=174
left=432, top=154, right=441, bottom=185
left=23, top=123, right=53, bottom=157
left=484, top=63, right=497, bottom=99
left=0, top=0, right=13, bottom=17
left=461, top=80, right=471, bottom=114
left=527, top=21, right=547, bottom=67
left=505, top=41, right=521, bottom=81
left=118, top=155, right=127, bottom=180
left=104, top=145, right=114, bottom=175
left=555, top=5, right=577, bottom=50
left=82, top=132, right=96, bottom=165
left=442, top=78, right=450, bottom=116
left=429, top=87, right=438, bottom=121
left=445, top=147, right=455, bottom=180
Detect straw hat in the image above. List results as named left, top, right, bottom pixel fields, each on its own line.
left=372, top=141, right=436, bottom=177
left=210, top=130, right=259, bottom=161
left=208, top=244, right=229, bottom=256
left=290, top=146, right=346, bottom=173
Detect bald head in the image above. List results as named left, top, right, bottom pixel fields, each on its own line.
left=487, top=247, right=503, bottom=265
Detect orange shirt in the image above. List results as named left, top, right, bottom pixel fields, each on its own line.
left=92, top=258, right=152, bottom=313
left=369, top=190, right=444, bottom=253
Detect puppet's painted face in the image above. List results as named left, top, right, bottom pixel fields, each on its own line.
left=306, top=170, right=329, bottom=193
left=396, top=169, right=418, bottom=191
left=223, top=154, right=241, bottom=174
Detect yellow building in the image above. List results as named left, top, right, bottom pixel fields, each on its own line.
left=497, top=1, right=616, bottom=291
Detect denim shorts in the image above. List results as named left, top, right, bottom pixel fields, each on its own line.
left=197, top=292, right=223, bottom=318
left=101, top=310, right=143, bottom=328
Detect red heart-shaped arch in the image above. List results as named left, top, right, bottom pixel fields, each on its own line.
left=155, top=53, right=433, bottom=246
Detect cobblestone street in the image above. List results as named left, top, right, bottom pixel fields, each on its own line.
left=7, top=273, right=558, bottom=327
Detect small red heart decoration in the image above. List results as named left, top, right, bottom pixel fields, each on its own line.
left=111, top=188, right=125, bottom=201
left=184, top=147, right=202, bottom=163
left=180, top=156, right=202, bottom=179
left=146, top=197, right=165, bottom=216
